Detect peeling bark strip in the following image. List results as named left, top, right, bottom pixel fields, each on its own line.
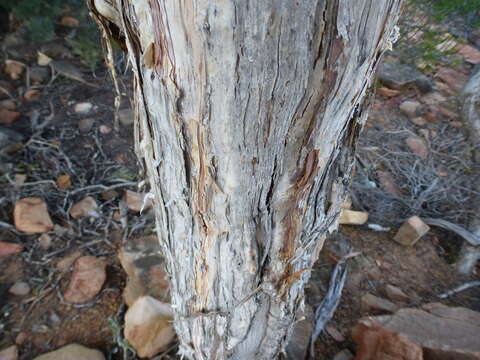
left=88, top=0, right=403, bottom=358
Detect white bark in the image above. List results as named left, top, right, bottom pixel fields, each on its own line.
left=88, top=1, right=403, bottom=358
left=458, top=67, right=480, bottom=275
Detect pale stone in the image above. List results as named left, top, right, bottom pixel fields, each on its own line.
left=0, top=345, right=18, bottom=360
left=399, top=101, right=420, bottom=118
left=361, top=293, right=398, bottom=313
left=9, top=281, right=30, bottom=296
left=339, top=209, right=368, bottom=225
left=124, top=190, right=152, bottom=213
left=14, top=198, right=54, bottom=233
left=34, top=344, right=104, bottom=360
left=394, top=216, right=430, bottom=247
left=124, top=296, right=175, bottom=358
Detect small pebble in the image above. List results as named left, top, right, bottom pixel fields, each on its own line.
left=9, top=281, right=30, bottom=296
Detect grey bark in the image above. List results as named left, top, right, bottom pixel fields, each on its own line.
left=88, top=1, right=403, bottom=358
left=458, top=66, right=480, bottom=275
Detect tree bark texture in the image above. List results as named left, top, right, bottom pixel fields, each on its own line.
left=458, top=66, right=480, bottom=274
left=88, top=1, right=403, bottom=358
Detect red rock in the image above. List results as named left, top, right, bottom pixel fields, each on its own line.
left=406, top=136, right=428, bottom=159
left=458, top=44, right=480, bottom=64
left=353, top=303, right=480, bottom=360
left=23, top=89, right=41, bottom=101
left=124, top=296, right=175, bottom=358
left=0, top=242, right=23, bottom=257
left=63, top=256, right=106, bottom=303
left=56, top=250, right=82, bottom=272
left=353, top=321, right=423, bottom=360
left=70, top=196, right=98, bottom=219
left=14, top=198, right=54, bottom=233
left=124, top=190, right=152, bottom=213
left=377, top=87, right=400, bottom=98
left=435, top=68, right=468, bottom=93
left=0, top=109, right=20, bottom=125
left=60, top=16, right=80, bottom=27
left=56, top=174, right=72, bottom=190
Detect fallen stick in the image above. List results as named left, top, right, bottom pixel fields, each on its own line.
left=438, top=281, right=480, bottom=299
left=308, top=261, right=348, bottom=359
left=423, top=218, right=480, bottom=246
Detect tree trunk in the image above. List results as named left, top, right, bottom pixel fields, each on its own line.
left=88, top=1, right=403, bottom=358
left=457, top=66, right=480, bottom=274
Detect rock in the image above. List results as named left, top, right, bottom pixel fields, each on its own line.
left=29, top=66, right=49, bottom=83
left=378, top=62, right=432, bottom=93
left=99, top=125, right=112, bottom=134
left=422, top=91, right=446, bottom=106
left=385, top=284, right=410, bottom=303
left=70, top=196, right=99, bottom=219
left=376, top=87, right=400, bottom=98
left=60, top=16, right=80, bottom=27
left=56, top=250, right=82, bottom=272
left=361, top=293, right=398, bottom=313
left=399, top=101, right=420, bottom=118
left=405, top=136, right=428, bottom=159
left=118, top=108, right=134, bottom=126
left=9, top=281, right=30, bottom=296
left=410, top=117, right=426, bottom=126
left=40, top=43, right=72, bottom=59
left=78, top=118, right=94, bottom=133
left=124, top=296, right=175, bottom=358
left=74, top=102, right=93, bottom=115
left=325, top=324, right=345, bottom=342
left=0, top=109, right=21, bottom=125
left=15, top=332, right=27, bottom=345
left=0, top=346, right=18, bottom=360
left=34, top=344, right=105, bottom=360
left=4, top=60, right=24, bottom=80
left=124, top=190, right=152, bottom=213
left=14, top=198, right=54, bottom=233
left=333, top=349, right=354, bottom=360
left=0, top=242, right=23, bottom=257
left=394, top=216, right=430, bottom=247
left=37, top=52, right=52, bottom=66
left=341, top=196, right=352, bottom=209
left=353, top=320, right=423, bottom=360
left=435, top=68, right=468, bottom=93
left=285, top=305, right=314, bottom=360
left=38, top=233, right=52, bottom=250
left=23, top=89, right=41, bottom=102
left=353, top=303, right=480, bottom=360
left=63, top=256, right=106, bottom=303
left=56, top=174, right=72, bottom=190
left=339, top=209, right=368, bottom=225
left=101, top=190, right=118, bottom=201
left=438, top=107, right=458, bottom=120
left=458, top=44, right=480, bottom=64
left=0, top=99, right=16, bottom=110
left=118, top=246, right=170, bottom=306
left=377, top=171, right=402, bottom=196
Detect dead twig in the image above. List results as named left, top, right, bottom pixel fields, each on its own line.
left=438, top=281, right=480, bottom=299
left=423, top=218, right=480, bottom=246
left=308, top=260, right=348, bottom=359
